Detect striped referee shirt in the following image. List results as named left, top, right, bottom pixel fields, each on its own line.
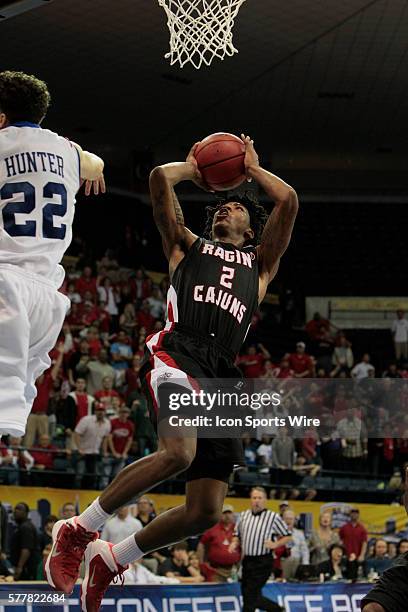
left=235, top=509, right=290, bottom=556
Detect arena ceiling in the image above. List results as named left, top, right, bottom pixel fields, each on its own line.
left=1, top=0, right=407, bottom=192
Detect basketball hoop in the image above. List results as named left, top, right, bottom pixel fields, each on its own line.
left=158, top=0, right=246, bottom=70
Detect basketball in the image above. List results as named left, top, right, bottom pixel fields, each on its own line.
left=195, top=132, right=246, bottom=191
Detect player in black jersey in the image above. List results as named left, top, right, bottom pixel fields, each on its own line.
left=47, top=135, right=298, bottom=611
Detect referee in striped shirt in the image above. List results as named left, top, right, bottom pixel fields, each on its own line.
left=231, top=487, right=291, bottom=612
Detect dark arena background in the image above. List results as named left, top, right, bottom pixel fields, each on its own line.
left=0, top=1, right=408, bottom=610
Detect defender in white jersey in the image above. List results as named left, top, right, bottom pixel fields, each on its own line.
left=0, top=70, right=105, bottom=437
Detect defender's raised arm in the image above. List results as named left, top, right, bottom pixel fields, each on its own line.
left=72, top=141, right=105, bottom=196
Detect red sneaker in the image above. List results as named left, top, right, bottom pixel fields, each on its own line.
left=45, top=517, right=98, bottom=594
left=80, top=539, right=127, bottom=612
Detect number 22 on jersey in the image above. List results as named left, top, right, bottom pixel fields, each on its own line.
left=1, top=180, right=67, bottom=239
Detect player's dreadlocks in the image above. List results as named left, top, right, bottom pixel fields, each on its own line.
left=0, top=71, right=50, bottom=124
left=204, top=190, right=268, bottom=245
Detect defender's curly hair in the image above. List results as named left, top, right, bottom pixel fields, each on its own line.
left=204, top=190, right=268, bottom=245
left=0, top=71, right=50, bottom=124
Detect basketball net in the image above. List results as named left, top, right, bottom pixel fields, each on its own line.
left=158, top=0, right=246, bottom=69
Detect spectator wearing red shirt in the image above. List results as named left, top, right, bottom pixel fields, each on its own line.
left=259, top=360, right=276, bottom=380
left=31, top=434, right=56, bottom=471
left=62, top=378, right=94, bottom=451
left=301, top=427, right=319, bottom=462
left=137, top=300, right=156, bottom=333
left=130, top=269, right=152, bottom=304
left=81, top=302, right=100, bottom=329
left=197, top=505, right=241, bottom=582
left=125, top=355, right=142, bottom=399
left=65, top=303, right=84, bottom=334
left=86, top=327, right=103, bottom=358
left=94, top=376, right=120, bottom=411
left=102, top=406, right=134, bottom=487
left=24, top=345, right=64, bottom=449
left=97, top=300, right=111, bottom=333
left=339, top=508, right=368, bottom=562
left=66, top=378, right=94, bottom=424
left=239, top=344, right=271, bottom=378
left=305, top=312, right=331, bottom=341
left=272, top=358, right=295, bottom=379
left=31, top=434, right=57, bottom=486
left=76, top=266, right=97, bottom=298
left=288, top=342, right=314, bottom=378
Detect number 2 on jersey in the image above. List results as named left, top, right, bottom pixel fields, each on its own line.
left=220, top=265, right=235, bottom=289
left=1, top=180, right=67, bottom=239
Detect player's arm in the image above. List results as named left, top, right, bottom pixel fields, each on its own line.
left=241, top=135, right=299, bottom=301
left=149, top=144, right=209, bottom=272
left=71, top=142, right=106, bottom=196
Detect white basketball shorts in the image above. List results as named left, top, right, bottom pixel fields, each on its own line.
left=0, top=264, right=70, bottom=437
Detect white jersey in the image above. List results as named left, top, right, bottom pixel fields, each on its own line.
left=0, top=122, right=80, bottom=287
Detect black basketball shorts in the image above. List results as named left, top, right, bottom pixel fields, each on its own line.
left=140, top=323, right=245, bottom=483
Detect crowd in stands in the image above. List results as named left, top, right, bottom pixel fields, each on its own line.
left=1, top=256, right=408, bottom=499
left=2, top=491, right=408, bottom=584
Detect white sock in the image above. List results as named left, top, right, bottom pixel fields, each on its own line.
left=112, top=535, right=144, bottom=567
left=76, top=497, right=111, bottom=532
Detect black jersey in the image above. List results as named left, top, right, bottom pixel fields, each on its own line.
left=167, top=237, right=259, bottom=355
